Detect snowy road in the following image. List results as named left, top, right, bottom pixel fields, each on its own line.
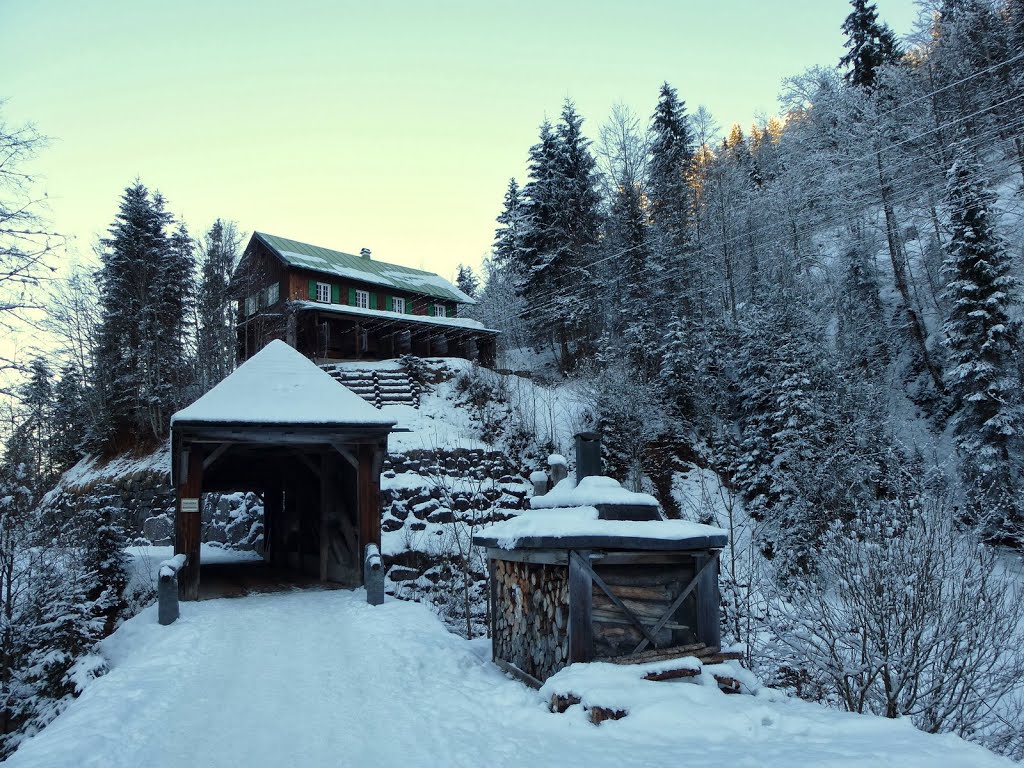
left=5, top=591, right=1009, bottom=768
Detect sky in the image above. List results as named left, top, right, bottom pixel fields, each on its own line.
left=2, top=0, right=921, bottom=283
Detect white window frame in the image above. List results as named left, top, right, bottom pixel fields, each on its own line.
left=245, top=295, right=258, bottom=316
left=392, top=296, right=405, bottom=314
left=355, top=289, right=370, bottom=309
left=432, top=303, right=447, bottom=318
left=316, top=282, right=331, bottom=303
left=266, top=282, right=280, bottom=306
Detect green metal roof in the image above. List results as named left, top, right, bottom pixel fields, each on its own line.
left=253, top=232, right=475, bottom=304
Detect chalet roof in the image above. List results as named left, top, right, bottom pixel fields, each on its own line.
left=171, top=340, right=396, bottom=428
left=253, top=232, right=476, bottom=305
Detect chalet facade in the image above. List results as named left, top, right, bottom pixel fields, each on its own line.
left=233, top=232, right=497, bottom=365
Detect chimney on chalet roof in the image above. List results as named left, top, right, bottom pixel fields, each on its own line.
left=360, top=247, right=372, bottom=260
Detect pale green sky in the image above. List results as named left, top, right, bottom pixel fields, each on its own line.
left=2, top=0, right=919, bottom=282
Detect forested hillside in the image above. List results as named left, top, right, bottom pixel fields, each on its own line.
left=472, top=0, right=1024, bottom=756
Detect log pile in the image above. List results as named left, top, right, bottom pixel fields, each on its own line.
left=597, top=642, right=746, bottom=690
left=493, top=559, right=569, bottom=682
left=546, top=643, right=752, bottom=726
left=591, top=561, right=698, bottom=658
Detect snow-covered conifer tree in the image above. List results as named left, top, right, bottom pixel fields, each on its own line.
left=455, top=264, right=479, bottom=299
left=941, top=151, right=1022, bottom=541
left=95, top=182, right=192, bottom=450
left=839, top=0, right=901, bottom=91
left=196, top=219, right=240, bottom=394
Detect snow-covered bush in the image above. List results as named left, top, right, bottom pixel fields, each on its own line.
left=767, top=491, right=1024, bottom=751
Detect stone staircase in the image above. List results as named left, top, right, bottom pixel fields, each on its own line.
left=321, top=365, right=421, bottom=409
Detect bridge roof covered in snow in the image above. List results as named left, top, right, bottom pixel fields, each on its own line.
left=172, top=340, right=397, bottom=429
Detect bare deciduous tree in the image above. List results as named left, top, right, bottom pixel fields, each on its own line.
left=768, top=490, right=1024, bottom=749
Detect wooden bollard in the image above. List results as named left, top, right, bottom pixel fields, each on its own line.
left=364, top=544, right=384, bottom=606
left=158, top=554, right=187, bottom=625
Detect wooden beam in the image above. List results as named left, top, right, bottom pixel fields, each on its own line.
left=493, top=658, right=543, bottom=690
left=175, top=447, right=203, bottom=601
left=568, top=549, right=593, bottom=664
left=330, top=441, right=359, bottom=470
left=291, top=449, right=321, bottom=478
left=202, top=442, right=232, bottom=472
left=632, top=550, right=721, bottom=655
left=484, top=548, right=568, bottom=565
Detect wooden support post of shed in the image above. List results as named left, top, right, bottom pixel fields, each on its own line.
left=175, top=447, right=203, bottom=601
left=568, top=549, right=593, bottom=663
left=695, top=551, right=721, bottom=649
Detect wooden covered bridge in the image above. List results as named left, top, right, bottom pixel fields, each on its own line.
left=170, top=340, right=398, bottom=600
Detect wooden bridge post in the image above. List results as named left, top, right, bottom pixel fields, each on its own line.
left=263, top=483, right=283, bottom=565
left=357, top=443, right=383, bottom=557
left=320, top=451, right=334, bottom=582
left=175, top=447, right=203, bottom=601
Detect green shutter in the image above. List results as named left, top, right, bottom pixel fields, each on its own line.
left=369, top=292, right=377, bottom=310
left=348, top=287, right=356, bottom=305
left=408, top=300, right=415, bottom=315
left=446, top=304, right=454, bottom=318
left=385, top=295, right=393, bottom=311
left=308, top=279, right=316, bottom=300
left=331, top=284, right=340, bottom=304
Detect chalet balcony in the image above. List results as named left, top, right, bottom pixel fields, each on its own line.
left=238, top=301, right=497, bottom=367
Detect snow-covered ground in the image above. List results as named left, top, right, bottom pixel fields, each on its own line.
left=4, top=590, right=1009, bottom=767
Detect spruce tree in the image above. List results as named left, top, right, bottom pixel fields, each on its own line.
left=941, top=152, right=1022, bottom=541
left=196, top=219, right=239, bottom=394
left=840, top=0, right=902, bottom=91
left=455, top=265, right=479, bottom=299
left=18, top=359, right=52, bottom=483
left=95, top=182, right=191, bottom=450
left=77, top=487, right=130, bottom=637
left=647, top=83, right=699, bottom=322
left=49, top=365, right=87, bottom=473
left=836, top=247, right=890, bottom=375
left=518, top=104, right=602, bottom=368
left=492, top=178, right=525, bottom=273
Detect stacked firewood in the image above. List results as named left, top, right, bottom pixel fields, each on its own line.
left=599, top=642, right=746, bottom=690
left=493, top=559, right=569, bottom=681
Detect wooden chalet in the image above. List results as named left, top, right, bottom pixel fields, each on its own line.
left=233, top=232, right=497, bottom=366
left=170, top=340, right=397, bottom=600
